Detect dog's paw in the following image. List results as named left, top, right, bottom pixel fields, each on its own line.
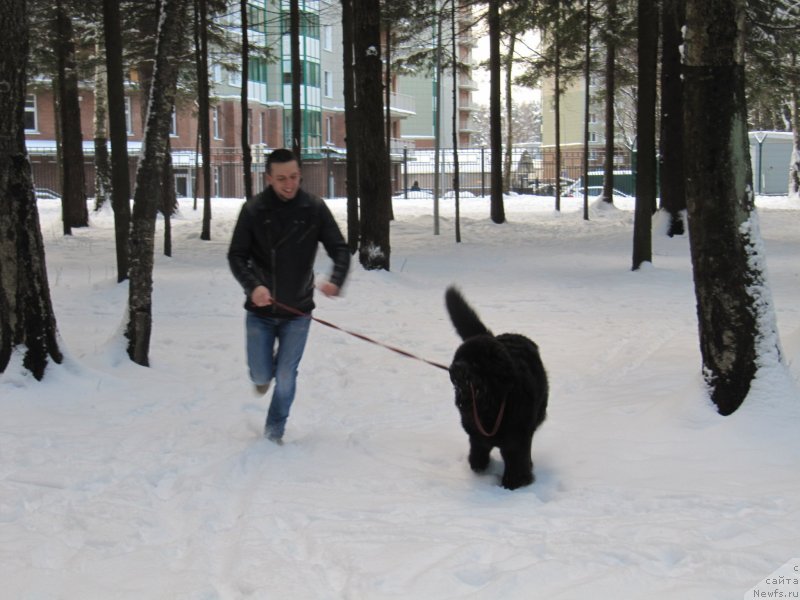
left=501, top=470, right=534, bottom=490
left=468, top=447, right=491, bottom=472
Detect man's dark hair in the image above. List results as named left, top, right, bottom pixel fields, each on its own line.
left=267, top=148, right=299, bottom=174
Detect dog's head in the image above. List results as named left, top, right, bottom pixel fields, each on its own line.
left=449, top=335, right=514, bottom=415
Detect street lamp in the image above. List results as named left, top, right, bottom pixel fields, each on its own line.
left=754, top=131, right=768, bottom=195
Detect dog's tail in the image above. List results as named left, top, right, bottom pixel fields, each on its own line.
left=445, top=286, right=491, bottom=340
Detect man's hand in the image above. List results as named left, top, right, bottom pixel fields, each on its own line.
left=318, top=281, right=340, bottom=298
left=251, top=285, right=273, bottom=307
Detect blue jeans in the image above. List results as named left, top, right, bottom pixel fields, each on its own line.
left=246, top=312, right=312, bottom=438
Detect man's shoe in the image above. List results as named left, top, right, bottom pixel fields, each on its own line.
left=254, top=383, right=270, bottom=396
left=264, top=429, right=284, bottom=446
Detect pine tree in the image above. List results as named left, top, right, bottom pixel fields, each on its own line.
left=353, top=0, right=392, bottom=270
left=683, top=0, right=783, bottom=414
left=126, top=0, right=191, bottom=366
left=0, top=0, right=62, bottom=379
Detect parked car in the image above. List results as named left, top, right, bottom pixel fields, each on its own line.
left=34, top=187, right=61, bottom=200
left=566, top=185, right=631, bottom=198
left=568, top=170, right=636, bottom=196
left=530, top=178, right=575, bottom=196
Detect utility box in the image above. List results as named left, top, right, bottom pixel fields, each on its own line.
left=749, top=131, right=794, bottom=195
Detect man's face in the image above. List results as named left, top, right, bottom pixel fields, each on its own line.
left=267, top=160, right=301, bottom=202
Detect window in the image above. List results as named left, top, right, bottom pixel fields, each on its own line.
left=326, top=116, right=333, bottom=144
left=323, top=25, right=333, bottom=51
left=283, top=62, right=320, bottom=87
left=212, top=106, right=221, bottom=139
left=281, top=11, right=320, bottom=39
left=212, top=63, right=223, bottom=83
left=323, top=71, right=333, bottom=97
left=214, top=166, right=222, bottom=197
left=249, top=58, right=268, bottom=84
left=305, top=62, right=320, bottom=87
left=24, top=95, right=37, bottom=132
left=170, top=107, right=177, bottom=136
left=248, top=4, right=264, bottom=33
left=124, top=97, right=134, bottom=135
left=259, top=112, right=265, bottom=144
left=229, top=67, right=242, bottom=87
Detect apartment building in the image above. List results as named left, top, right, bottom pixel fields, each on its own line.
left=397, top=0, right=479, bottom=150
left=25, top=0, right=477, bottom=199
left=539, top=74, right=611, bottom=185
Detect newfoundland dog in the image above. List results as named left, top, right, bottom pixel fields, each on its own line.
left=445, top=287, right=549, bottom=490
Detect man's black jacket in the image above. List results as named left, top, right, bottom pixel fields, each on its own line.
left=227, top=186, right=350, bottom=317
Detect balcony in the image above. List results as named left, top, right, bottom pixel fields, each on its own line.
left=457, top=100, right=479, bottom=112
left=390, top=137, right=416, bottom=155
left=387, top=92, right=416, bottom=116
left=458, top=77, right=479, bottom=91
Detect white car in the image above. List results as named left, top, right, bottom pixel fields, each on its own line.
left=34, top=188, right=61, bottom=200
left=568, top=185, right=631, bottom=198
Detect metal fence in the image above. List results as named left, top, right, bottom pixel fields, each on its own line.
left=29, top=146, right=634, bottom=201
left=392, top=147, right=634, bottom=197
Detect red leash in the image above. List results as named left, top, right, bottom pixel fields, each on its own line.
left=272, top=301, right=506, bottom=435
left=471, top=383, right=506, bottom=437
left=271, top=300, right=450, bottom=372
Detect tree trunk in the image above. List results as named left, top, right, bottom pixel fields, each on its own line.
left=290, top=0, right=302, bottom=157
left=433, top=10, right=442, bottom=235
left=54, top=0, right=88, bottom=231
left=161, top=138, right=176, bottom=256
left=488, top=0, right=505, bottom=223
left=503, top=33, right=516, bottom=194
left=385, top=17, right=392, bottom=153
left=126, top=0, right=190, bottom=366
left=553, top=6, right=562, bottom=212
left=240, top=0, right=253, bottom=200
left=582, top=0, right=591, bottom=221
left=341, top=0, right=359, bottom=253
left=632, top=0, right=657, bottom=270
left=0, top=0, right=62, bottom=379
left=52, top=81, right=67, bottom=234
left=684, top=0, right=782, bottom=415
left=601, top=0, right=616, bottom=205
left=451, top=0, right=461, bottom=243
left=93, top=36, right=112, bottom=211
left=659, top=0, right=686, bottom=236
left=790, top=50, right=800, bottom=200
left=385, top=18, right=394, bottom=222
left=102, top=0, right=131, bottom=283
left=353, top=0, right=391, bottom=270
left=195, top=0, right=212, bottom=240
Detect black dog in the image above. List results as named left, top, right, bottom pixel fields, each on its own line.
left=445, top=287, right=548, bottom=490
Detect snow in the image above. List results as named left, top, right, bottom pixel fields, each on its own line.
left=2, top=192, right=800, bottom=599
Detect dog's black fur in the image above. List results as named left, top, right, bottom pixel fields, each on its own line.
left=445, top=287, right=548, bottom=490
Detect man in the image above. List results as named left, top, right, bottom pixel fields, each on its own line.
left=228, top=148, right=350, bottom=444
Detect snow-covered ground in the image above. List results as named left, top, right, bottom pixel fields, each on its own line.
left=2, top=192, right=799, bottom=599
